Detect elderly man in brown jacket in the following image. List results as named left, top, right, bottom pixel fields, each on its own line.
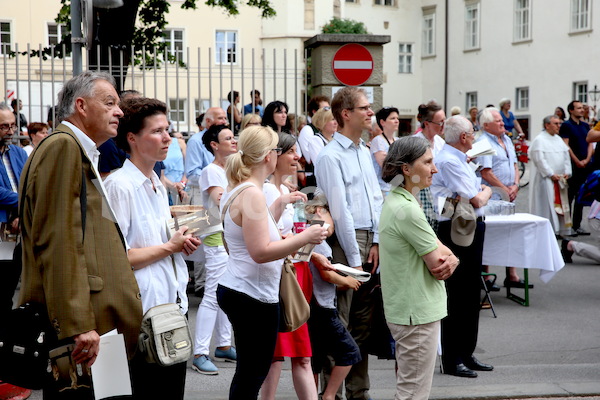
left=18, top=71, right=143, bottom=399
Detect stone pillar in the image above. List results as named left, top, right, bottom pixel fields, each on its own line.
left=304, top=34, right=391, bottom=112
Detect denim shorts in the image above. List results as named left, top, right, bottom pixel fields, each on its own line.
left=307, top=302, right=361, bottom=373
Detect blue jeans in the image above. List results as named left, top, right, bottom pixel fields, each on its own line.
left=217, top=285, right=279, bottom=400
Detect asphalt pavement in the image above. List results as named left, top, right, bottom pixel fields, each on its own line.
left=18, top=180, right=600, bottom=400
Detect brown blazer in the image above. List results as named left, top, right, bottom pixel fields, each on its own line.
left=18, top=124, right=143, bottom=357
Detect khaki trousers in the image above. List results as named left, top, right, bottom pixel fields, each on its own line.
left=387, top=320, right=440, bottom=400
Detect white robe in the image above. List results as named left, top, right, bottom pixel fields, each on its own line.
left=528, top=130, right=572, bottom=233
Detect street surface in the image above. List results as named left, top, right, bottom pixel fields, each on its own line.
left=20, top=179, right=600, bottom=400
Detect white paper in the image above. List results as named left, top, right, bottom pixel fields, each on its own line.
left=332, top=263, right=371, bottom=282
left=466, top=140, right=496, bottom=158
left=91, top=332, right=132, bottom=399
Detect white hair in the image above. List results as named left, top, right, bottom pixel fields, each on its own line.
left=444, top=115, right=473, bottom=144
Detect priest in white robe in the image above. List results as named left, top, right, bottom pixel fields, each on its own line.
left=529, top=115, right=572, bottom=234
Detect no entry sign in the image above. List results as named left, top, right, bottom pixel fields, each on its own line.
left=332, top=43, right=374, bottom=87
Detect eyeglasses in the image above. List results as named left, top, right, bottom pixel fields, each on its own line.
left=350, top=105, right=372, bottom=112
left=322, top=106, right=331, bottom=111
left=272, top=147, right=283, bottom=155
left=429, top=120, right=445, bottom=127
left=0, top=124, right=17, bottom=133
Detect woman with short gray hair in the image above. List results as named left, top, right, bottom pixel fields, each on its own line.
left=379, top=136, right=459, bottom=400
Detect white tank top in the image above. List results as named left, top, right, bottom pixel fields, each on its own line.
left=218, top=183, right=283, bottom=303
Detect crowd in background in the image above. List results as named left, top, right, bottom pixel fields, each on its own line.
left=1, top=71, right=598, bottom=400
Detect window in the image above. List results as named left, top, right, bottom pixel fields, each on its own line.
left=194, top=99, right=210, bottom=119
left=216, top=30, right=238, bottom=64
left=466, top=92, right=478, bottom=110
left=375, top=0, right=394, bottom=5
left=398, top=43, right=413, bottom=73
left=0, top=21, right=11, bottom=55
left=516, top=87, right=529, bottom=110
left=163, top=29, right=184, bottom=61
left=464, top=2, right=480, bottom=50
left=571, top=0, right=591, bottom=32
left=169, top=98, right=187, bottom=124
left=48, top=23, right=67, bottom=46
left=422, top=10, right=436, bottom=57
left=574, top=82, right=588, bottom=103
left=514, top=0, right=531, bottom=41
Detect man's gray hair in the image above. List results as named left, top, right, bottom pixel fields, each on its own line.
left=0, top=103, right=10, bottom=112
left=444, top=115, right=473, bottom=144
left=543, top=115, right=558, bottom=128
left=56, top=71, right=116, bottom=122
left=479, top=107, right=500, bottom=126
left=202, top=107, right=221, bottom=129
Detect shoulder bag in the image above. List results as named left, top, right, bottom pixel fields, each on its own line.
left=137, top=234, right=192, bottom=366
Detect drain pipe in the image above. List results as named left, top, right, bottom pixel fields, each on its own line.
left=444, top=0, right=449, bottom=112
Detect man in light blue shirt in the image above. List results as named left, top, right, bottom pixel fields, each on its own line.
left=185, top=107, right=226, bottom=193
left=315, top=86, right=382, bottom=400
left=477, top=107, right=527, bottom=288
left=431, top=115, right=493, bottom=379
left=477, top=107, right=519, bottom=202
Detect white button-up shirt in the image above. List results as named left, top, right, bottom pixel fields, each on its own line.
left=105, top=159, right=189, bottom=314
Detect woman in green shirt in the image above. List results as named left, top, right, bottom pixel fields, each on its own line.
left=379, top=136, right=459, bottom=400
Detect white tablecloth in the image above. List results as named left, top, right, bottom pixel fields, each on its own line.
left=482, top=213, right=564, bottom=283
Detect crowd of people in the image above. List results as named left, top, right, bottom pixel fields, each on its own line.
left=1, top=69, right=599, bottom=400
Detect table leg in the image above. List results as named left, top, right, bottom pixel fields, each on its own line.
left=506, top=269, right=530, bottom=306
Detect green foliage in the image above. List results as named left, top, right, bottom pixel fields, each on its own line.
left=10, top=0, right=276, bottom=66
left=321, top=17, right=369, bottom=34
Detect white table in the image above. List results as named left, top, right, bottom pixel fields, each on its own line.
left=482, top=213, right=565, bottom=305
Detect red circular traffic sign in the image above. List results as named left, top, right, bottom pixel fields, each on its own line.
left=332, top=43, right=374, bottom=87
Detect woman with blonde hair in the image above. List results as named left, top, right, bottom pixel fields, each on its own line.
left=304, top=107, right=337, bottom=164
left=217, top=125, right=328, bottom=400
left=240, top=113, right=262, bottom=131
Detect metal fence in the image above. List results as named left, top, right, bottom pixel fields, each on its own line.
left=2, top=44, right=309, bottom=134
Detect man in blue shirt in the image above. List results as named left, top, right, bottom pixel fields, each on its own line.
left=242, top=89, right=264, bottom=117
left=315, top=87, right=383, bottom=400
left=477, top=108, right=528, bottom=288
left=0, top=103, right=29, bottom=315
left=431, top=115, right=493, bottom=378
left=560, top=100, right=593, bottom=236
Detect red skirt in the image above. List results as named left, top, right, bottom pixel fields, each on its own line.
left=273, top=261, right=313, bottom=358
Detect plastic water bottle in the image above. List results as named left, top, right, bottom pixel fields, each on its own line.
left=293, top=200, right=307, bottom=234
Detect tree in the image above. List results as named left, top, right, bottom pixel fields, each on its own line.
left=13, top=0, right=276, bottom=91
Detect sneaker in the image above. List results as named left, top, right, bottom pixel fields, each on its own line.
left=214, top=347, right=237, bottom=362
left=192, top=355, right=219, bottom=375
left=575, top=228, right=591, bottom=236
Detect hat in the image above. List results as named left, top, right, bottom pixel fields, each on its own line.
left=450, top=200, right=477, bottom=247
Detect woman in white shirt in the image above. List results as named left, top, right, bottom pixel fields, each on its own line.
left=371, top=107, right=400, bottom=196
left=104, top=98, right=201, bottom=400
left=305, top=107, right=337, bottom=166
left=191, top=124, right=238, bottom=375
left=217, top=125, right=327, bottom=400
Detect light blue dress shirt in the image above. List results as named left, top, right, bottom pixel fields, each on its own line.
left=315, top=133, right=383, bottom=268
left=431, top=143, right=485, bottom=219
left=477, top=131, right=517, bottom=199
left=184, top=129, right=215, bottom=185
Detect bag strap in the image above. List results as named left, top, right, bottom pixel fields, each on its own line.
left=220, top=184, right=253, bottom=254
left=165, top=223, right=182, bottom=307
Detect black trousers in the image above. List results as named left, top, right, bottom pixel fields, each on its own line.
left=0, top=242, right=22, bottom=316
left=568, top=166, right=591, bottom=230
left=437, top=220, right=485, bottom=369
